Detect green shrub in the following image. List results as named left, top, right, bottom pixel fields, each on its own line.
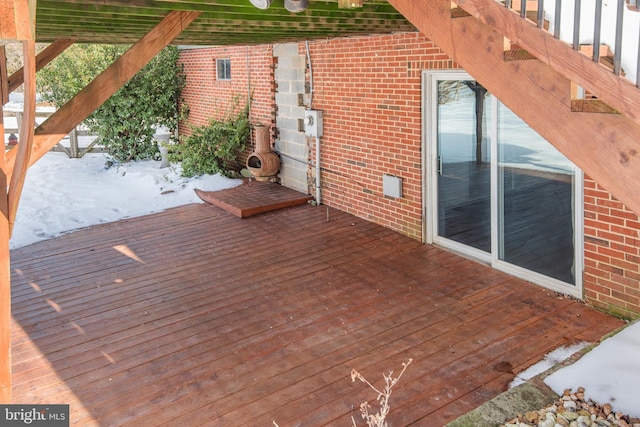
left=37, top=44, right=187, bottom=162
left=173, top=101, right=250, bottom=177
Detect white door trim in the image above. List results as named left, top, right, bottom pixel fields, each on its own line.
left=422, top=69, right=584, bottom=298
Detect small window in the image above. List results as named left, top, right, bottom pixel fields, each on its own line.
left=216, top=58, right=231, bottom=80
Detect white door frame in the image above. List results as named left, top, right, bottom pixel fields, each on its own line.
left=422, top=70, right=584, bottom=298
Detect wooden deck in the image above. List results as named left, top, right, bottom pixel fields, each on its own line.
left=10, top=203, right=624, bottom=426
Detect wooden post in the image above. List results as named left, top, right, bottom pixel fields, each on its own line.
left=0, top=50, right=10, bottom=406
left=0, top=46, right=8, bottom=105
left=1, top=40, right=34, bottom=397
left=0, top=0, right=37, bottom=402
left=70, top=127, right=78, bottom=158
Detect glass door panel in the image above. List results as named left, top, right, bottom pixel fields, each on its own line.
left=497, top=103, right=576, bottom=284
left=436, top=80, right=491, bottom=252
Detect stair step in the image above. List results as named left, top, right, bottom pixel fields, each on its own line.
left=451, top=6, right=471, bottom=18
left=571, top=99, right=619, bottom=114
left=504, top=47, right=537, bottom=60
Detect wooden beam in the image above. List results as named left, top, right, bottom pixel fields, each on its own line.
left=32, top=0, right=415, bottom=45
left=388, top=0, right=640, bottom=216
left=7, top=38, right=76, bottom=93
left=3, top=10, right=201, bottom=181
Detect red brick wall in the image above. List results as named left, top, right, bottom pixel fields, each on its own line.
left=584, top=176, right=640, bottom=318
left=301, top=33, right=455, bottom=240
left=178, top=45, right=275, bottom=165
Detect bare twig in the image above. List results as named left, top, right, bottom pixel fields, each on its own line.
left=350, top=358, right=413, bottom=427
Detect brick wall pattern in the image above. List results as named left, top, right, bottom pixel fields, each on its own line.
left=583, top=176, right=640, bottom=318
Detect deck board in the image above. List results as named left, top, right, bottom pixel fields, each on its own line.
left=10, top=203, right=624, bottom=426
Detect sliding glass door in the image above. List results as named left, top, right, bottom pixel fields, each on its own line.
left=424, top=71, right=582, bottom=295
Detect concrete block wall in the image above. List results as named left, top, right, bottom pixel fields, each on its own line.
left=273, top=43, right=309, bottom=193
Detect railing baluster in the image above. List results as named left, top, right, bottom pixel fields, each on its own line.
left=554, top=0, right=562, bottom=38
left=537, top=0, right=544, bottom=28
left=614, top=0, right=624, bottom=75
left=594, top=0, right=602, bottom=63
left=573, top=0, right=581, bottom=49
left=506, top=0, right=637, bottom=83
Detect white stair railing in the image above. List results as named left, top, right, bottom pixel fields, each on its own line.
left=504, top=0, right=640, bottom=86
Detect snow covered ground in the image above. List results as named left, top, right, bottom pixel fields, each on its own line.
left=10, top=151, right=241, bottom=250
left=544, top=324, right=640, bottom=418
left=511, top=332, right=640, bottom=418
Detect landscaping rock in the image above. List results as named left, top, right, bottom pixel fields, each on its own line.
left=501, top=387, right=640, bottom=427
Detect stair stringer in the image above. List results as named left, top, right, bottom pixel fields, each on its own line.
left=389, top=0, right=640, bottom=217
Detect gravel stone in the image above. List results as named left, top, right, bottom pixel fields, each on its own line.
left=501, top=387, right=640, bottom=427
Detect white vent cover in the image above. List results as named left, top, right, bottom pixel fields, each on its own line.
left=383, top=174, right=402, bottom=198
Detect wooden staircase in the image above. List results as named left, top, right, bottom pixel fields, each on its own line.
left=389, top=0, right=640, bottom=216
